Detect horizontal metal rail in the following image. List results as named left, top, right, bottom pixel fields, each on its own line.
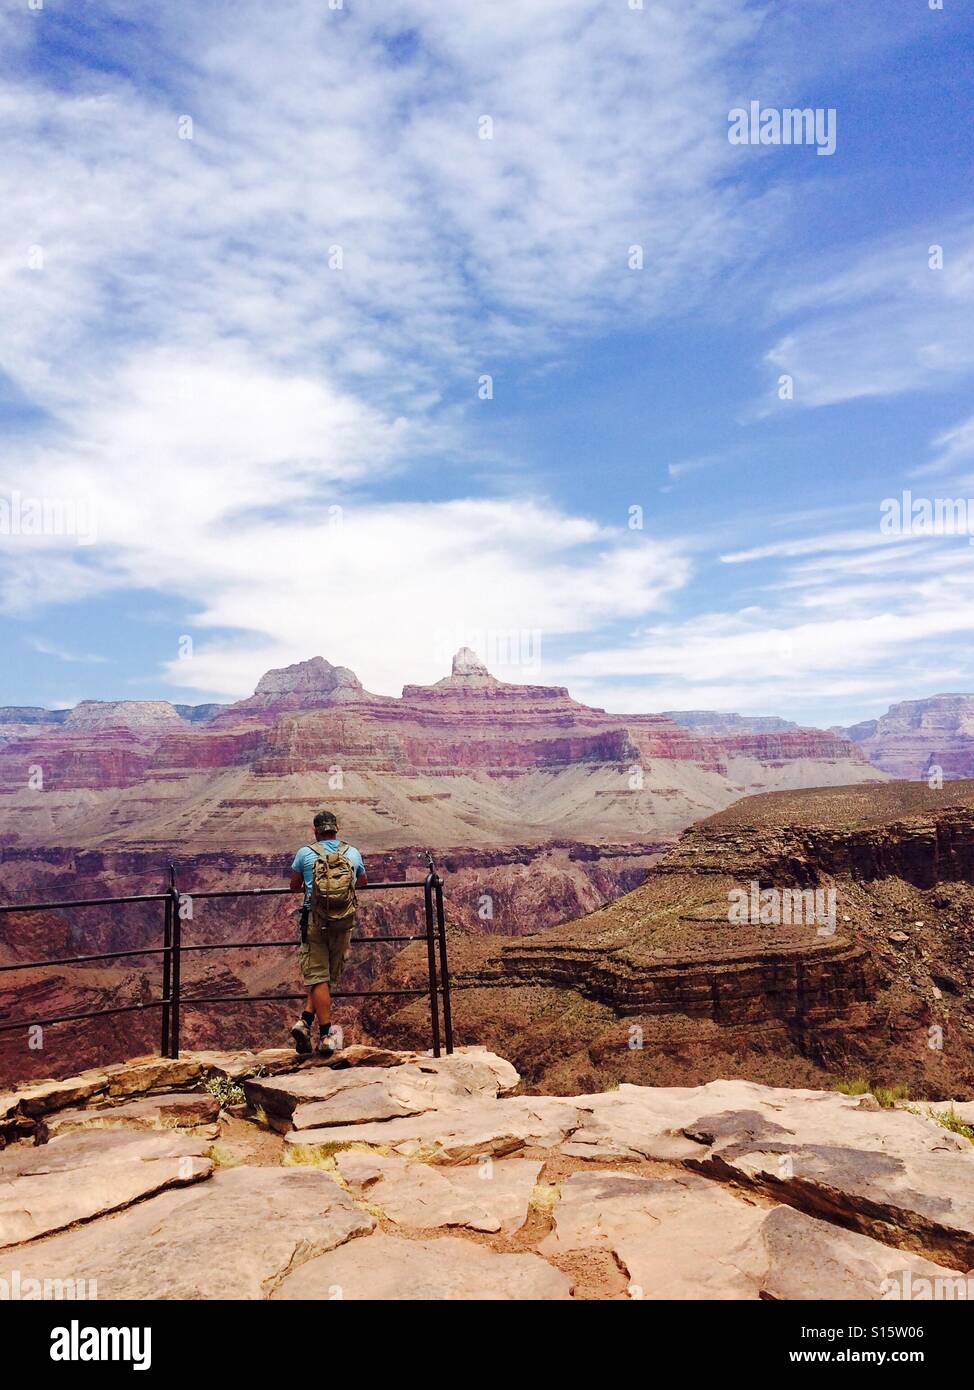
left=0, top=881, right=427, bottom=913
left=179, top=988, right=435, bottom=1004
left=0, top=858, right=455, bottom=1056
left=0, top=892, right=170, bottom=913
left=0, top=945, right=170, bottom=972
left=0, top=934, right=431, bottom=974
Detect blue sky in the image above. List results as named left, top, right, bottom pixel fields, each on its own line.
left=1, top=0, right=973, bottom=726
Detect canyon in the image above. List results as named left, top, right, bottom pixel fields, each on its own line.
left=364, top=781, right=974, bottom=1101
left=0, top=648, right=884, bottom=1084
left=835, top=694, right=974, bottom=780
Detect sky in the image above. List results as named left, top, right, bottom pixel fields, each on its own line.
left=1, top=0, right=973, bottom=727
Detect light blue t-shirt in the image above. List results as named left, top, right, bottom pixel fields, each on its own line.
left=292, top=840, right=366, bottom=905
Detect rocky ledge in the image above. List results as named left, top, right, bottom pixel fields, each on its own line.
left=1, top=1046, right=972, bottom=1300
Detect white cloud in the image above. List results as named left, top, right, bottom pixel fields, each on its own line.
left=915, top=414, right=974, bottom=478
left=29, top=639, right=109, bottom=665
left=761, top=221, right=974, bottom=409
left=558, top=510, right=974, bottom=719
left=0, top=0, right=768, bottom=700
left=154, top=501, right=691, bottom=699
left=0, top=2, right=970, bottom=728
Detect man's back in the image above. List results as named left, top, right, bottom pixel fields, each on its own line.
left=291, top=838, right=366, bottom=903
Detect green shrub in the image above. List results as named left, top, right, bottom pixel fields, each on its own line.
left=929, top=1105, right=974, bottom=1143
left=834, top=1077, right=870, bottom=1096
left=203, top=1074, right=246, bottom=1109
left=873, top=1084, right=910, bottom=1109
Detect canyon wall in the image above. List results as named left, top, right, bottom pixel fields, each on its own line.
left=363, top=781, right=974, bottom=1100
left=834, top=694, right=974, bottom=780
left=0, top=648, right=884, bottom=1083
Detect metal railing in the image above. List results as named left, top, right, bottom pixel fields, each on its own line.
left=0, top=855, right=454, bottom=1058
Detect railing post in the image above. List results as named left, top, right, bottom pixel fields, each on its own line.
left=434, top=874, right=453, bottom=1055
left=160, top=893, right=172, bottom=1058
left=168, top=862, right=181, bottom=1060
left=423, top=870, right=441, bottom=1058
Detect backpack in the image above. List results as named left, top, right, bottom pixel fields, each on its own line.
left=307, top=842, right=358, bottom=935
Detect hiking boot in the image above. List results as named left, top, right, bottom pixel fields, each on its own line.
left=315, top=1028, right=336, bottom=1058
left=290, top=1018, right=313, bottom=1056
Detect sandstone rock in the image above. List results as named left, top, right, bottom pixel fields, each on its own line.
left=561, top=1091, right=709, bottom=1163
left=336, top=1152, right=542, bottom=1233
left=451, top=647, right=490, bottom=678
left=246, top=1068, right=395, bottom=1123
left=285, top=1095, right=579, bottom=1163
left=0, top=1129, right=212, bottom=1248
left=0, top=1167, right=373, bottom=1298
left=333, top=1151, right=386, bottom=1187
left=664, top=1082, right=974, bottom=1268
left=188, top=1048, right=298, bottom=1079
left=327, top=1044, right=409, bottom=1069
left=43, top=1092, right=220, bottom=1139
left=104, top=1056, right=205, bottom=1098
left=14, top=1073, right=108, bottom=1117
left=292, top=1083, right=429, bottom=1130
left=539, top=1169, right=963, bottom=1299
left=247, top=1048, right=519, bottom=1129
left=271, top=1232, right=572, bottom=1301
left=754, top=1204, right=968, bottom=1301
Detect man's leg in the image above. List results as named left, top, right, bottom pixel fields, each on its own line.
left=292, top=941, right=329, bottom=1055
left=309, top=981, right=331, bottom=1029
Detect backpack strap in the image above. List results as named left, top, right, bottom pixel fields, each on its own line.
left=308, top=841, right=352, bottom=865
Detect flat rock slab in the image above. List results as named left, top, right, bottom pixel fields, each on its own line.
left=1, top=1049, right=300, bottom=1127
left=540, top=1170, right=965, bottom=1300
left=286, top=1095, right=579, bottom=1163
left=44, top=1092, right=220, bottom=1139
left=336, top=1152, right=542, bottom=1233
left=271, top=1232, right=572, bottom=1300
left=0, top=1167, right=373, bottom=1299
left=0, top=1129, right=212, bottom=1248
left=184, top=1048, right=299, bottom=1079
left=102, top=1057, right=208, bottom=1099
left=246, top=1049, right=519, bottom=1127
left=695, top=1137, right=974, bottom=1271
left=292, top=1083, right=430, bottom=1130
left=11, top=1074, right=108, bottom=1118
left=248, top=1069, right=407, bottom=1124
left=559, top=1078, right=974, bottom=1268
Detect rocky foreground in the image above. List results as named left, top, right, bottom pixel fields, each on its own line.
left=1, top=1045, right=972, bottom=1300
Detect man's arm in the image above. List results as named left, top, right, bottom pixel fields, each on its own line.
left=289, top=869, right=304, bottom=893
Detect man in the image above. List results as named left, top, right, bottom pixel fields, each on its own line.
left=288, top=810, right=367, bottom=1057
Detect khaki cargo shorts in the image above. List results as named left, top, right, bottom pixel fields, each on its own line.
left=299, top=918, right=354, bottom=988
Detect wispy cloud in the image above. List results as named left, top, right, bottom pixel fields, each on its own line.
left=29, top=639, right=109, bottom=665
left=0, top=0, right=767, bottom=696
left=761, top=221, right=974, bottom=410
